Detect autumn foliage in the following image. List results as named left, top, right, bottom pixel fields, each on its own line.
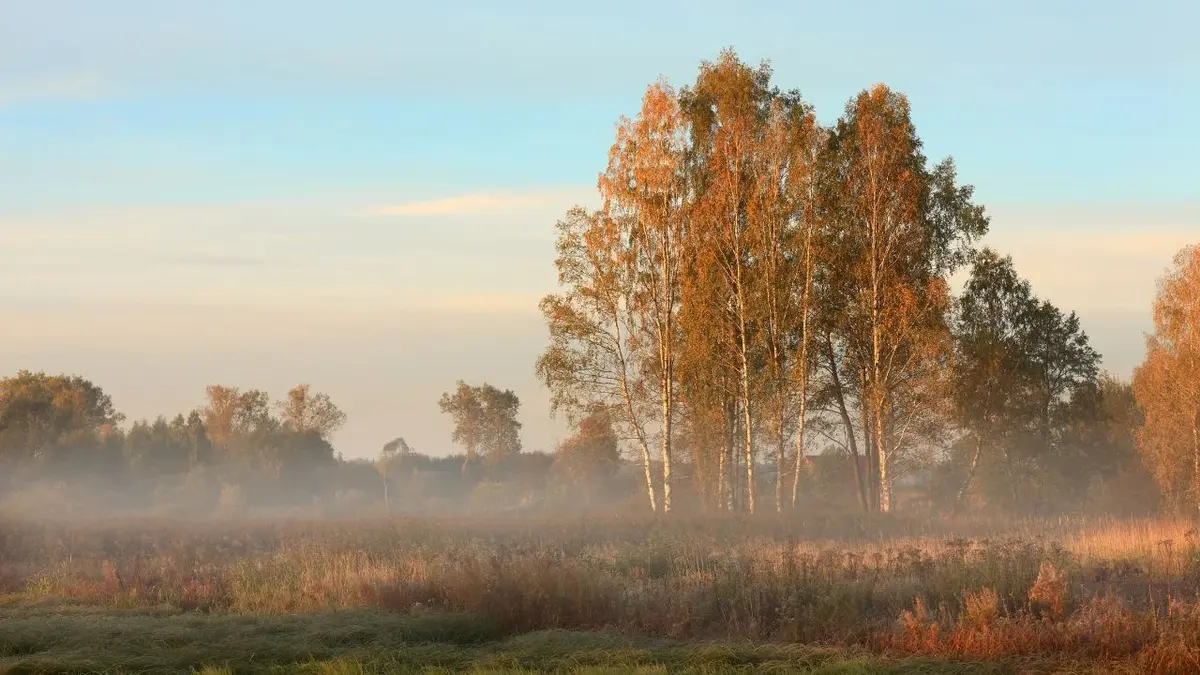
left=537, top=49, right=1141, bottom=518
left=1134, top=244, right=1200, bottom=512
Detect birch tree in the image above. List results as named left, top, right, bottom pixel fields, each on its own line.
left=536, top=207, right=661, bottom=512
left=681, top=50, right=775, bottom=514
left=823, top=86, right=987, bottom=511
left=1133, top=244, right=1200, bottom=512
left=743, top=92, right=824, bottom=511
left=825, top=85, right=925, bottom=512
left=599, top=81, right=689, bottom=513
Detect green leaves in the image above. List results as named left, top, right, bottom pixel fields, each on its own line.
left=951, top=248, right=1103, bottom=510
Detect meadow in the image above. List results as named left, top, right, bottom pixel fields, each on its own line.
left=4, top=514, right=1200, bottom=674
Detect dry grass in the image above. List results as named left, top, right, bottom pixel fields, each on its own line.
left=4, top=513, right=1200, bottom=671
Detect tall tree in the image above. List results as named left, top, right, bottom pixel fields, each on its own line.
left=822, top=86, right=987, bottom=511
left=1133, top=244, right=1200, bottom=512
left=824, top=85, right=923, bottom=512
left=681, top=49, right=776, bottom=514
left=744, top=91, right=822, bottom=511
left=787, top=121, right=828, bottom=509
left=952, top=249, right=1100, bottom=511
left=599, top=81, right=690, bottom=512
left=537, top=207, right=661, bottom=512
left=951, top=249, right=1042, bottom=509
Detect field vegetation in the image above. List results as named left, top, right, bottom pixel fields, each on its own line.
left=6, top=515, right=1200, bottom=673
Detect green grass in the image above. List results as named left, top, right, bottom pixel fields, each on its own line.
left=0, top=603, right=1030, bottom=675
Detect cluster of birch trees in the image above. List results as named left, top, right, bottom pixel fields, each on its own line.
left=537, top=50, right=994, bottom=514
left=540, top=51, right=988, bottom=514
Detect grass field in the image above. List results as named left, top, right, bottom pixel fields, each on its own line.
left=3, top=514, right=1200, bottom=673
left=0, top=603, right=1014, bottom=674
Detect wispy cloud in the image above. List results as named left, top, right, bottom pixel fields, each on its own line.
left=0, top=289, right=544, bottom=351
left=154, top=253, right=271, bottom=268
left=366, top=188, right=596, bottom=217
left=0, top=73, right=112, bottom=106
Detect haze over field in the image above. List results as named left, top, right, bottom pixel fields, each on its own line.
left=2, top=0, right=1198, bottom=459
left=8, top=7, right=1200, bottom=673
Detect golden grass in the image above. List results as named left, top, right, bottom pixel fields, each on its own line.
left=4, top=513, right=1200, bottom=669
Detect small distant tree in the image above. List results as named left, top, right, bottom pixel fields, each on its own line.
left=379, top=436, right=416, bottom=514
left=438, top=381, right=522, bottom=469
left=276, top=384, right=347, bottom=439
left=125, top=416, right=190, bottom=477
left=553, top=406, right=620, bottom=505
left=259, top=430, right=336, bottom=490
left=200, top=385, right=277, bottom=452
left=174, top=411, right=215, bottom=468
left=382, top=437, right=415, bottom=459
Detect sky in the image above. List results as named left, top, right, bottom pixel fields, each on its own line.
left=1, top=0, right=1198, bottom=458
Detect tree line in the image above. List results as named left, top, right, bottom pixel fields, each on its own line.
left=0, top=376, right=346, bottom=510
left=0, top=372, right=628, bottom=515
left=1, top=50, right=1196, bottom=519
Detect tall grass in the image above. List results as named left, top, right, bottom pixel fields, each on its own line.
left=4, top=513, right=1200, bottom=666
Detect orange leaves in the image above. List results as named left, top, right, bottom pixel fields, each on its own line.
left=600, top=80, right=688, bottom=218
left=544, top=49, right=992, bottom=514
left=1132, top=243, right=1200, bottom=506
left=1152, top=245, right=1200, bottom=353
left=543, top=77, right=694, bottom=512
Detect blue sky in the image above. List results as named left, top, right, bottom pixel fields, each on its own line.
left=1, top=1, right=1198, bottom=457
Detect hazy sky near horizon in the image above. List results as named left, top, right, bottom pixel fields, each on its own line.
left=2, top=1, right=1198, bottom=458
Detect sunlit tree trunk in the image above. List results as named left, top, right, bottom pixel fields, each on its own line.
left=1192, top=419, right=1200, bottom=515
left=790, top=151, right=820, bottom=508
left=955, top=435, right=983, bottom=513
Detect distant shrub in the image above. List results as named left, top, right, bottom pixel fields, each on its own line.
left=217, top=483, right=246, bottom=512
